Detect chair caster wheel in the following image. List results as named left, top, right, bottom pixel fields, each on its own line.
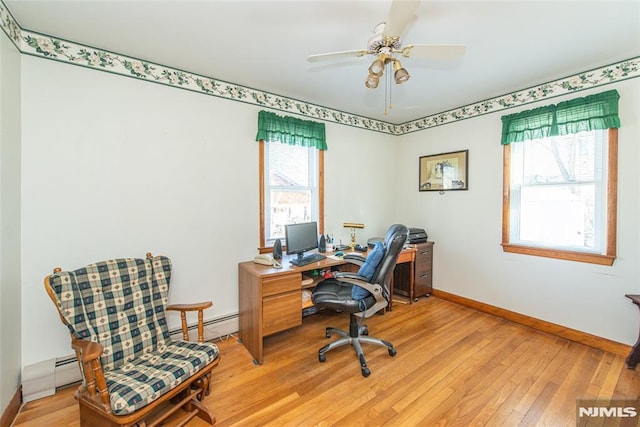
left=319, top=353, right=326, bottom=363
left=361, top=367, right=371, bottom=377
left=389, top=348, right=397, bottom=357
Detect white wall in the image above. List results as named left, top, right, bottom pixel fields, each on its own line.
left=396, top=79, right=640, bottom=345
left=20, top=56, right=398, bottom=366
left=0, top=32, right=21, bottom=414
left=324, top=124, right=398, bottom=242
left=15, top=40, right=640, bottom=374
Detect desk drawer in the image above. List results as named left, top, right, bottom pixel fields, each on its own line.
left=263, top=292, right=302, bottom=336
left=262, top=274, right=301, bottom=297
left=417, top=248, right=432, bottom=261
left=415, top=243, right=433, bottom=270
left=416, top=269, right=432, bottom=285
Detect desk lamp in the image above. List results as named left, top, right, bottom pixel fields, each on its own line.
left=343, top=222, right=365, bottom=249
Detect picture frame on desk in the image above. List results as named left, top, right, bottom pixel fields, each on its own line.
left=419, top=149, right=468, bottom=192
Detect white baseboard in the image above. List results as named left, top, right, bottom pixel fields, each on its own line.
left=22, top=312, right=239, bottom=402
left=22, top=359, right=56, bottom=403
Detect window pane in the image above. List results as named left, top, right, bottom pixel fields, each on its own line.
left=522, top=132, right=602, bottom=184
left=263, top=141, right=319, bottom=244
left=510, top=130, right=606, bottom=253
left=269, top=190, right=312, bottom=240
left=520, top=184, right=595, bottom=248
left=268, top=143, right=310, bottom=187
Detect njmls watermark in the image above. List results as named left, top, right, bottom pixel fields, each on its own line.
left=577, top=399, right=640, bottom=426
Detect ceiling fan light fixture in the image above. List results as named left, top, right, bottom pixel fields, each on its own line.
left=368, top=54, right=386, bottom=77
left=365, top=74, right=380, bottom=89
left=393, top=60, right=410, bottom=84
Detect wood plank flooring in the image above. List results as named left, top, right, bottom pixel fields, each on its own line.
left=12, top=297, right=640, bottom=426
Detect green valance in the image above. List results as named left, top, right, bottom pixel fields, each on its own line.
left=501, top=90, right=620, bottom=145
left=256, top=110, right=327, bottom=150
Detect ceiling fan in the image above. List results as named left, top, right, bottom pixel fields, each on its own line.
left=307, top=0, right=465, bottom=90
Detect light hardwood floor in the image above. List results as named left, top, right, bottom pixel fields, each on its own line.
left=12, top=297, right=640, bottom=426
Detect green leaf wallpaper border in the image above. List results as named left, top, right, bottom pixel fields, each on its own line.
left=1, top=0, right=638, bottom=135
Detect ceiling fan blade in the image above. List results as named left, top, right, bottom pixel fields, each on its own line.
left=383, top=0, right=421, bottom=39
left=307, top=50, right=369, bottom=62
left=400, top=44, right=466, bottom=61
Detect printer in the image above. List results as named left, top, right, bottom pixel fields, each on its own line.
left=368, top=227, right=428, bottom=247
left=407, top=227, right=428, bottom=244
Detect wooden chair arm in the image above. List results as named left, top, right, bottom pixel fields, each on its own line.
left=166, top=301, right=213, bottom=343
left=71, top=338, right=104, bottom=362
left=70, top=338, right=110, bottom=410
left=166, top=301, right=212, bottom=312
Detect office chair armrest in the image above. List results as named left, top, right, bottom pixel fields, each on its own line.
left=334, top=272, right=367, bottom=280
left=166, top=301, right=213, bottom=343
left=340, top=278, right=383, bottom=297
left=336, top=277, right=389, bottom=317
left=342, top=254, right=366, bottom=266
left=334, top=274, right=383, bottom=295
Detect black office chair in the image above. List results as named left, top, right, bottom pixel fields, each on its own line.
left=311, top=224, right=408, bottom=377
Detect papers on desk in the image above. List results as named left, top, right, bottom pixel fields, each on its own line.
left=328, top=252, right=359, bottom=261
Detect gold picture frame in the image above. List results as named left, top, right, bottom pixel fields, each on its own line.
left=419, top=149, right=468, bottom=191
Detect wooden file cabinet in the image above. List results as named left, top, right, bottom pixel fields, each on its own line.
left=413, top=241, right=434, bottom=299
left=394, top=241, right=434, bottom=302
left=238, top=264, right=305, bottom=365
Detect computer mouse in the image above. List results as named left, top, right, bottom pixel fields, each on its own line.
left=334, top=251, right=344, bottom=257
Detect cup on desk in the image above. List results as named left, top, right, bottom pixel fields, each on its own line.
left=326, top=243, right=333, bottom=252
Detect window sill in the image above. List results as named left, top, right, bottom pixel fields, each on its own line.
left=501, top=243, right=615, bottom=266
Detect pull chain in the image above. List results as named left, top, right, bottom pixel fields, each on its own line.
left=384, top=62, right=389, bottom=116
left=384, top=62, right=394, bottom=115
left=388, top=65, right=393, bottom=112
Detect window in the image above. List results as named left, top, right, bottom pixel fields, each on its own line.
left=256, top=111, right=326, bottom=249
left=259, top=141, right=324, bottom=247
left=501, top=90, right=620, bottom=265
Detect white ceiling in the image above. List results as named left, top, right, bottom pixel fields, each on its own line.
left=5, top=0, right=640, bottom=124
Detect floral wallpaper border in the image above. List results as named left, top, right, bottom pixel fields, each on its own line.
left=398, top=58, right=639, bottom=135
left=0, top=0, right=20, bottom=48
left=1, top=1, right=638, bottom=135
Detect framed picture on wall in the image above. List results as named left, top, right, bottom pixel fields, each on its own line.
left=419, top=149, right=469, bottom=192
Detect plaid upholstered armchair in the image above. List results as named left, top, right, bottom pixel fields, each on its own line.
left=44, top=253, right=220, bottom=426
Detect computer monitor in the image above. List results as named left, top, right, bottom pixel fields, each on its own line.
left=285, top=221, right=319, bottom=261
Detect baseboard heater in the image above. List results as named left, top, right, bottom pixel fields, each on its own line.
left=22, top=312, right=238, bottom=403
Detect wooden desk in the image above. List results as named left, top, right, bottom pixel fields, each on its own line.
left=238, top=247, right=416, bottom=365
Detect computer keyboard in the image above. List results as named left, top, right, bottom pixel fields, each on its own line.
left=290, top=253, right=326, bottom=267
